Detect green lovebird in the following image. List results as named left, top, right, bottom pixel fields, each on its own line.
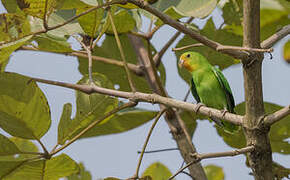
left=179, top=51, right=239, bottom=133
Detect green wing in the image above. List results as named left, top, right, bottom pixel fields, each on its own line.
left=190, top=78, right=201, bottom=103
left=211, top=66, right=235, bottom=113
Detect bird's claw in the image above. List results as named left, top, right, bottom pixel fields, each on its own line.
left=220, top=109, right=228, bottom=118
left=194, top=103, right=205, bottom=113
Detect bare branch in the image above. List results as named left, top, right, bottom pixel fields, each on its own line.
left=127, top=0, right=248, bottom=60
left=43, top=0, right=49, bottom=30
left=153, top=18, right=194, bottom=67
left=73, top=36, right=93, bottom=83
left=172, top=43, right=204, bottom=51
left=264, top=105, right=290, bottom=126
left=137, top=148, right=178, bottom=154
left=108, top=9, right=137, bottom=92
left=36, top=139, right=50, bottom=159
left=217, top=46, right=273, bottom=53
left=50, top=101, right=137, bottom=156
left=30, top=77, right=243, bottom=126
left=134, top=109, right=166, bottom=179
left=169, top=146, right=255, bottom=180
left=261, top=25, right=290, bottom=49
left=19, top=46, right=144, bottom=76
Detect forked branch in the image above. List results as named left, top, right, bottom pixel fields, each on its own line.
left=264, top=105, right=290, bottom=126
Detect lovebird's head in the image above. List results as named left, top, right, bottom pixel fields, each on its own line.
left=179, top=51, right=208, bottom=72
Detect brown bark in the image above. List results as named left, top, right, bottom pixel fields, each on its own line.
left=242, top=0, right=274, bottom=179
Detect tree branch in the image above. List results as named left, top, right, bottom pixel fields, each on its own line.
left=261, top=25, right=290, bottom=49
left=19, top=46, right=144, bottom=76
left=133, top=109, right=166, bottom=179
left=264, top=105, right=290, bottom=126
left=50, top=101, right=137, bottom=156
left=108, top=9, right=137, bottom=92
left=30, top=77, right=243, bottom=129
left=127, top=0, right=249, bottom=60
left=169, top=146, right=255, bottom=180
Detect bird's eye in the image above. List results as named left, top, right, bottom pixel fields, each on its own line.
left=186, top=54, right=190, bottom=58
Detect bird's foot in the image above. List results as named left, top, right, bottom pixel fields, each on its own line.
left=194, top=103, right=205, bottom=113
left=220, top=109, right=228, bottom=118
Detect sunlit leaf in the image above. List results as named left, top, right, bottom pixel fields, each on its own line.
left=2, top=154, right=79, bottom=180
left=0, top=160, right=26, bottom=179
left=57, top=0, right=89, bottom=10
left=217, top=102, right=290, bottom=154
left=57, top=73, right=118, bottom=145
left=0, top=134, right=21, bottom=156
left=77, top=7, right=104, bottom=37
left=155, top=6, right=184, bottom=26
left=66, top=163, right=92, bottom=180
left=204, top=164, right=225, bottom=180
left=1, top=0, right=25, bottom=14
left=16, top=0, right=58, bottom=19
left=78, top=34, right=166, bottom=93
left=80, top=107, right=157, bottom=138
left=174, top=0, right=217, bottom=18
left=105, top=9, right=136, bottom=34
left=283, top=40, right=290, bottom=63
left=142, top=162, right=172, bottom=180
left=175, top=18, right=241, bottom=84
left=34, top=34, right=73, bottom=52
left=0, top=72, right=51, bottom=139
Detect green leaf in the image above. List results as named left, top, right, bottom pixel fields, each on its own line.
left=0, top=35, right=32, bottom=64
left=57, top=0, right=90, bottom=10
left=78, top=34, right=166, bottom=93
left=34, top=34, right=73, bottom=53
left=77, top=7, right=104, bottom=37
left=2, top=154, right=79, bottom=180
left=1, top=0, right=25, bottom=14
left=0, top=72, right=51, bottom=139
left=67, top=163, right=92, bottom=180
left=0, top=134, right=21, bottom=156
left=204, top=164, right=225, bottom=180
left=175, top=18, right=241, bottom=84
left=105, top=9, right=136, bottom=34
left=174, top=0, right=217, bottom=18
left=217, top=102, right=290, bottom=154
left=155, top=6, right=184, bottom=26
left=0, top=13, right=31, bottom=42
left=221, top=0, right=243, bottom=25
left=272, top=161, right=290, bottom=180
left=17, top=0, right=58, bottom=19
left=283, top=40, right=290, bottom=63
left=142, top=162, right=172, bottom=180
left=0, top=160, right=26, bottom=179
left=80, top=107, right=157, bottom=138
left=0, top=137, right=39, bottom=161
left=57, top=73, right=118, bottom=145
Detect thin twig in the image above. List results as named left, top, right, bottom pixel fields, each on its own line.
left=31, top=76, right=244, bottom=125
left=73, top=36, right=94, bottom=83
left=43, top=0, right=49, bottom=30
left=264, top=105, right=290, bottom=126
left=172, top=43, right=204, bottom=51
left=50, top=101, right=137, bottom=156
left=137, top=148, right=178, bottom=154
left=36, top=139, right=49, bottom=157
left=216, top=46, right=273, bottom=53
left=19, top=46, right=144, bottom=76
left=108, top=9, right=137, bottom=92
left=134, top=109, right=166, bottom=179
left=153, top=18, right=194, bottom=67
left=183, top=88, right=191, bottom=102
left=169, top=146, right=255, bottom=179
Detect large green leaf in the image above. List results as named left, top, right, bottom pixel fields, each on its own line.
left=57, top=0, right=90, bottom=10
left=78, top=34, right=166, bottom=93
left=66, top=163, right=92, bottom=180
left=105, top=9, right=136, bottom=34
left=204, top=164, right=225, bottom=180
left=175, top=18, right=241, bottom=84
left=217, top=102, right=290, bottom=154
left=0, top=134, right=21, bottom=156
left=0, top=72, right=51, bottom=139
left=174, top=0, right=217, bottom=18
left=1, top=0, right=25, bottom=14
left=2, top=154, right=79, bottom=180
left=77, top=7, right=104, bottom=37
left=0, top=160, right=26, bottom=179
left=79, top=107, right=157, bottom=138
left=16, top=0, right=58, bottom=19
left=141, top=162, right=172, bottom=180
left=221, top=0, right=243, bottom=25
left=0, top=137, right=39, bottom=161
left=34, top=34, right=73, bottom=53
left=58, top=73, right=118, bottom=145
left=272, top=161, right=290, bottom=180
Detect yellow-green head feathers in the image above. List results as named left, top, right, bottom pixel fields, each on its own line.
left=179, top=52, right=211, bottom=72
